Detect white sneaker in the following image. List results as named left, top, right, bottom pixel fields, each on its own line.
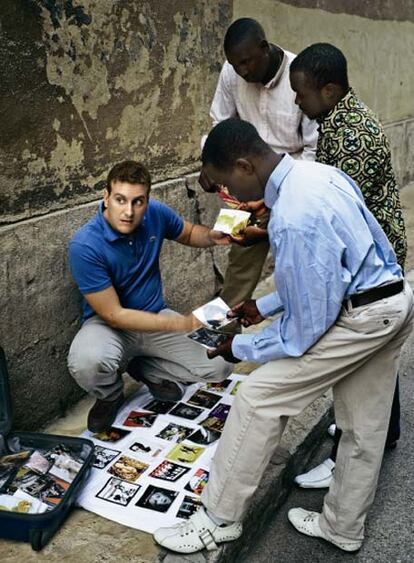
left=288, top=508, right=362, bottom=552
left=294, top=458, right=335, bottom=489
left=327, top=423, right=336, bottom=437
left=153, top=506, right=243, bottom=554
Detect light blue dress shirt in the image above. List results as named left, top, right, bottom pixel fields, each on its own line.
left=232, top=154, right=402, bottom=363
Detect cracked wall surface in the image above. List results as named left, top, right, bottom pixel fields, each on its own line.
left=1, top=0, right=230, bottom=224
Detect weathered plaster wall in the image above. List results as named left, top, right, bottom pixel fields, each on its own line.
left=0, top=0, right=232, bottom=429
left=1, top=0, right=230, bottom=224
left=234, top=0, right=414, bottom=186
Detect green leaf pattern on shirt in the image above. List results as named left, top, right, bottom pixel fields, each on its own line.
left=316, top=89, right=407, bottom=268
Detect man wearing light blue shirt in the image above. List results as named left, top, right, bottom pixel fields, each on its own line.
left=154, top=119, right=414, bottom=555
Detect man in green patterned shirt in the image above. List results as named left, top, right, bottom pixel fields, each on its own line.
left=289, top=42, right=406, bottom=490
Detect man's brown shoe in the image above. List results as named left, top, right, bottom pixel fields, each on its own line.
left=126, top=358, right=184, bottom=402
left=87, top=394, right=125, bottom=433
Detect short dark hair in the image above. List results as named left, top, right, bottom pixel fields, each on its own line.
left=290, top=43, right=349, bottom=90
left=106, top=161, right=151, bottom=194
left=224, top=18, right=265, bottom=52
left=202, top=118, right=271, bottom=170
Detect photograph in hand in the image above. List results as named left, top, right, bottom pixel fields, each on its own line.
left=187, top=327, right=229, bottom=350
left=192, top=297, right=233, bottom=331
left=213, top=208, right=251, bottom=237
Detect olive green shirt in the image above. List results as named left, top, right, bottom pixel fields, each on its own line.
left=316, top=88, right=407, bottom=268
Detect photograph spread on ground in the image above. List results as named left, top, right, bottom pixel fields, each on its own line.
left=77, top=373, right=245, bottom=534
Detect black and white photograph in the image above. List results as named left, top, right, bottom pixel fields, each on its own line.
left=149, top=460, right=190, bottom=482
left=93, top=446, right=121, bottom=470
left=187, top=389, right=221, bottom=409
left=129, top=439, right=164, bottom=460
left=96, top=477, right=141, bottom=507
left=142, top=399, right=174, bottom=414
left=187, top=327, right=229, bottom=350
left=176, top=495, right=203, bottom=520
left=188, top=427, right=220, bottom=445
left=192, top=297, right=232, bottom=330
left=135, top=485, right=178, bottom=513
left=168, top=402, right=204, bottom=420
left=156, top=423, right=194, bottom=443
left=48, top=452, right=82, bottom=483
left=8, top=468, right=48, bottom=497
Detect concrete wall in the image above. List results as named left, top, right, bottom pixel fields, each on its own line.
left=234, top=0, right=414, bottom=186
left=0, top=0, right=232, bottom=429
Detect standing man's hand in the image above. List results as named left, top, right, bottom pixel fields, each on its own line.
left=198, top=169, right=220, bottom=193
left=230, top=225, right=268, bottom=246
left=206, top=336, right=240, bottom=363
left=227, top=299, right=264, bottom=327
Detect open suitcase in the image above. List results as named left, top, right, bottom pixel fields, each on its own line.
left=0, top=346, right=95, bottom=550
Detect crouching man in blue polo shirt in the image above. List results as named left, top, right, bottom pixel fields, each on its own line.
left=68, top=160, right=232, bottom=432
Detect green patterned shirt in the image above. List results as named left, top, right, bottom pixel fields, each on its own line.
left=316, top=89, right=407, bottom=268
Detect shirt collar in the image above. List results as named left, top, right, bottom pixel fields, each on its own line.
left=317, top=87, right=357, bottom=129
left=263, top=46, right=287, bottom=89
left=264, top=154, right=295, bottom=208
left=97, top=202, right=125, bottom=242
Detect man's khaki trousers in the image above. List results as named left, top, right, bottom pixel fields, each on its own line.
left=202, top=283, right=413, bottom=544
left=220, top=241, right=270, bottom=307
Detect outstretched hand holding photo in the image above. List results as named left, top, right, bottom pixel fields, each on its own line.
left=227, top=299, right=264, bottom=327
left=206, top=336, right=240, bottom=363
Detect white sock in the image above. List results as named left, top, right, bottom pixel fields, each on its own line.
left=206, top=508, right=234, bottom=527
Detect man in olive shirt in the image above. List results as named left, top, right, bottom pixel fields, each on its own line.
left=290, top=42, right=407, bottom=488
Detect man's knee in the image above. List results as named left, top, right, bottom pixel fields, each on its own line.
left=192, top=357, right=233, bottom=382
left=67, top=344, right=120, bottom=393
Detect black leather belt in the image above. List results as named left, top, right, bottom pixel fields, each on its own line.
left=343, top=279, right=404, bottom=309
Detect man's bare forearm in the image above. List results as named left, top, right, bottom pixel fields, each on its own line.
left=181, top=224, right=215, bottom=247
left=105, top=307, right=192, bottom=333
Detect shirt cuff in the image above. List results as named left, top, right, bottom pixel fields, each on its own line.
left=232, top=334, right=256, bottom=362
left=256, top=292, right=283, bottom=317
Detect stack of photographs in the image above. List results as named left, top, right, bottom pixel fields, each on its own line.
left=187, top=297, right=238, bottom=350
left=77, top=373, right=246, bottom=533
left=0, top=444, right=85, bottom=514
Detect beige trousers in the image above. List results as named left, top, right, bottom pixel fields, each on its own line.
left=220, top=240, right=270, bottom=307
left=202, top=283, right=413, bottom=543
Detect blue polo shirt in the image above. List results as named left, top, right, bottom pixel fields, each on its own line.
left=69, top=200, right=184, bottom=321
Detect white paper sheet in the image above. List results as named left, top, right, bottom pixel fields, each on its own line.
left=77, top=373, right=246, bottom=533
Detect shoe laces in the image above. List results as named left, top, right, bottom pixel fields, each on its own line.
left=303, top=512, right=318, bottom=523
